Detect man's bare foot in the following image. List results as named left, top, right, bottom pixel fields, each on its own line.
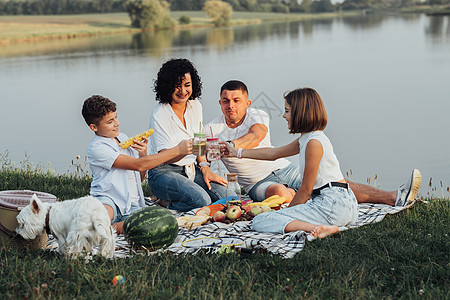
left=310, top=225, right=339, bottom=239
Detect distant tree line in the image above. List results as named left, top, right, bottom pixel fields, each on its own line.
left=0, top=0, right=128, bottom=15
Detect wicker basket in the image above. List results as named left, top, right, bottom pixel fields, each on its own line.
left=0, top=190, right=58, bottom=250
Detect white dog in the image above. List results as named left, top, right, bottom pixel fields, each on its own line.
left=16, top=194, right=115, bottom=258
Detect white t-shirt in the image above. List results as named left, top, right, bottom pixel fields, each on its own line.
left=207, top=108, right=290, bottom=191
left=149, top=99, right=202, bottom=166
left=87, top=133, right=145, bottom=215
left=298, top=131, right=344, bottom=189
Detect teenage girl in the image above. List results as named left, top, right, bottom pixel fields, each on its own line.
left=222, top=87, right=358, bottom=238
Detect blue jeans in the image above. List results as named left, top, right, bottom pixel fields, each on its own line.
left=252, top=186, right=358, bottom=234
left=147, top=164, right=229, bottom=212
left=248, top=163, right=302, bottom=202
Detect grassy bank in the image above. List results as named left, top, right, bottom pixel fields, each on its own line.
left=0, top=11, right=358, bottom=46
left=0, top=164, right=449, bottom=298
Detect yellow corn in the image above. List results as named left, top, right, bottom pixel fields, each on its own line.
left=119, top=129, right=154, bottom=149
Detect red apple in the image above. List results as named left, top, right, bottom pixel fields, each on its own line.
left=226, top=205, right=242, bottom=220
left=213, top=211, right=226, bottom=222
left=261, top=205, right=272, bottom=213
left=250, top=205, right=263, bottom=216
left=243, top=205, right=252, bottom=213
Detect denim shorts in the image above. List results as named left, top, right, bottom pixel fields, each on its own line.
left=252, top=186, right=358, bottom=234
left=97, top=196, right=142, bottom=224
left=248, top=163, right=302, bottom=202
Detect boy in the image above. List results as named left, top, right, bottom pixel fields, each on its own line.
left=82, top=95, right=192, bottom=234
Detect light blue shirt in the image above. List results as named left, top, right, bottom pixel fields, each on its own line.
left=87, top=133, right=145, bottom=215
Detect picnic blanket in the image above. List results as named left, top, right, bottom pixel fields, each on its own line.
left=45, top=201, right=413, bottom=259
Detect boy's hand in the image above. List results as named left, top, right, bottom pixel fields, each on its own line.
left=131, top=136, right=149, bottom=157
left=177, top=139, right=193, bottom=156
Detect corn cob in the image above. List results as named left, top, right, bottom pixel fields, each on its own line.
left=119, top=129, right=154, bottom=149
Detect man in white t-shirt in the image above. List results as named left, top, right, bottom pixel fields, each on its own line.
left=207, top=80, right=420, bottom=206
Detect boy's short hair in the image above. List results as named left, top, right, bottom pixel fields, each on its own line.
left=82, top=95, right=116, bottom=126
left=284, top=88, right=327, bottom=134
left=220, top=80, right=248, bottom=96
left=154, top=58, right=202, bottom=104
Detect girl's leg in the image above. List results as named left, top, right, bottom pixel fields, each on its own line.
left=284, top=220, right=339, bottom=238
left=310, top=225, right=339, bottom=238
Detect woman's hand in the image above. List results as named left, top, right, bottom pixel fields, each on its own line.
left=177, top=139, right=193, bottom=156
left=131, top=136, right=149, bottom=157
left=219, top=141, right=238, bottom=157
left=201, top=167, right=228, bottom=189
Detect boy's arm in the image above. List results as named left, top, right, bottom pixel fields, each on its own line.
left=113, top=139, right=193, bottom=174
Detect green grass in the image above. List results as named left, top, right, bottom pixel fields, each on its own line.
left=0, top=11, right=359, bottom=45
left=0, top=157, right=449, bottom=298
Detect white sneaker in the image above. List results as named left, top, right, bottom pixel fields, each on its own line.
left=395, top=169, right=422, bottom=206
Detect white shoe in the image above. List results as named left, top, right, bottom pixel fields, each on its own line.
left=395, top=169, right=422, bottom=206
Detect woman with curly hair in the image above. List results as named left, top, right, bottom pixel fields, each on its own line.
left=147, top=58, right=230, bottom=211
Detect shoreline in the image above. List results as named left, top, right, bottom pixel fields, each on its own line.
left=0, top=11, right=358, bottom=46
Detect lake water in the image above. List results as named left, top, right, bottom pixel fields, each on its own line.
left=1, top=13, right=449, bottom=197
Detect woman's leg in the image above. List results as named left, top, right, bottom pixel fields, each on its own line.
left=148, top=165, right=212, bottom=211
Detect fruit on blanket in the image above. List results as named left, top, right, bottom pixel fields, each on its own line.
left=196, top=206, right=211, bottom=216
left=119, top=129, right=154, bottom=149
left=242, top=205, right=252, bottom=213
left=123, top=206, right=178, bottom=250
left=261, top=205, right=272, bottom=213
left=226, top=205, right=242, bottom=220
left=213, top=211, right=226, bottom=222
left=250, top=205, right=263, bottom=216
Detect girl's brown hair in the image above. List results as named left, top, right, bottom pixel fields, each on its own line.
left=284, top=88, right=327, bottom=134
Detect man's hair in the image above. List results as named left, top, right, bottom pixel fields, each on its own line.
left=153, top=58, right=202, bottom=104
left=82, top=95, right=116, bottom=126
left=284, top=88, right=327, bottom=134
left=220, top=80, right=248, bottom=96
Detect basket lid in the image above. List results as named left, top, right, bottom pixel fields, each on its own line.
left=0, top=190, right=58, bottom=210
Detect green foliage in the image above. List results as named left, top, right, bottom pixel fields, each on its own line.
left=203, top=0, right=233, bottom=26
left=178, top=14, right=190, bottom=24
left=125, top=0, right=174, bottom=29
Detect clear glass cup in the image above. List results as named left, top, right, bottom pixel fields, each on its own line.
left=192, top=132, right=207, bottom=156
left=206, top=137, right=220, bottom=161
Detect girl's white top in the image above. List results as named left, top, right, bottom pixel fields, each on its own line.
left=149, top=99, right=202, bottom=166
left=298, top=131, right=344, bottom=189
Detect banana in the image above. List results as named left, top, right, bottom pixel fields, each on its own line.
left=119, top=129, right=154, bottom=149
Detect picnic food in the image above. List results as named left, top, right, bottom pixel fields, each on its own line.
left=213, top=211, right=226, bottom=222
left=226, top=205, right=242, bottom=220
left=212, top=203, right=256, bottom=224
left=123, top=206, right=178, bottom=250
left=176, top=215, right=210, bottom=230
left=119, top=129, right=154, bottom=149
left=247, top=195, right=286, bottom=208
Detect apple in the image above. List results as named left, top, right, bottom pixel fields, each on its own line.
left=261, top=205, right=272, bottom=213
left=213, top=211, right=226, bottom=222
left=243, top=205, right=252, bottom=213
left=250, top=205, right=263, bottom=216
left=226, top=205, right=242, bottom=220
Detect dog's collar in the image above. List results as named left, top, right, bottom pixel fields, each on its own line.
left=45, top=206, right=51, bottom=235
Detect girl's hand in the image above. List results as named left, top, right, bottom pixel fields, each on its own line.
left=219, top=141, right=238, bottom=157
left=201, top=167, right=228, bottom=189
left=177, top=139, right=193, bottom=156
left=131, top=136, right=149, bottom=157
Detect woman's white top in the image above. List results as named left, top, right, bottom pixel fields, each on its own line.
left=149, top=99, right=202, bottom=166
left=298, top=131, right=344, bottom=189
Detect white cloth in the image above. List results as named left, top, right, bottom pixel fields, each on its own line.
left=207, top=108, right=290, bottom=191
left=87, top=133, right=145, bottom=215
left=297, top=131, right=344, bottom=189
left=149, top=99, right=202, bottom=167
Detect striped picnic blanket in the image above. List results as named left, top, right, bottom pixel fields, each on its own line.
left=45, top=201, right=412, bottom=259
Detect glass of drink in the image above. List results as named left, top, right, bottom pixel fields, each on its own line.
left=192, top=132, right=206, bottom=156
left=226, top=173, right=241, bottom=206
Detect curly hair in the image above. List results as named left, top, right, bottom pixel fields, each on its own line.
left=153, top=58, right=202, bottom=104
left=82, top=95, right=116, bottom=126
